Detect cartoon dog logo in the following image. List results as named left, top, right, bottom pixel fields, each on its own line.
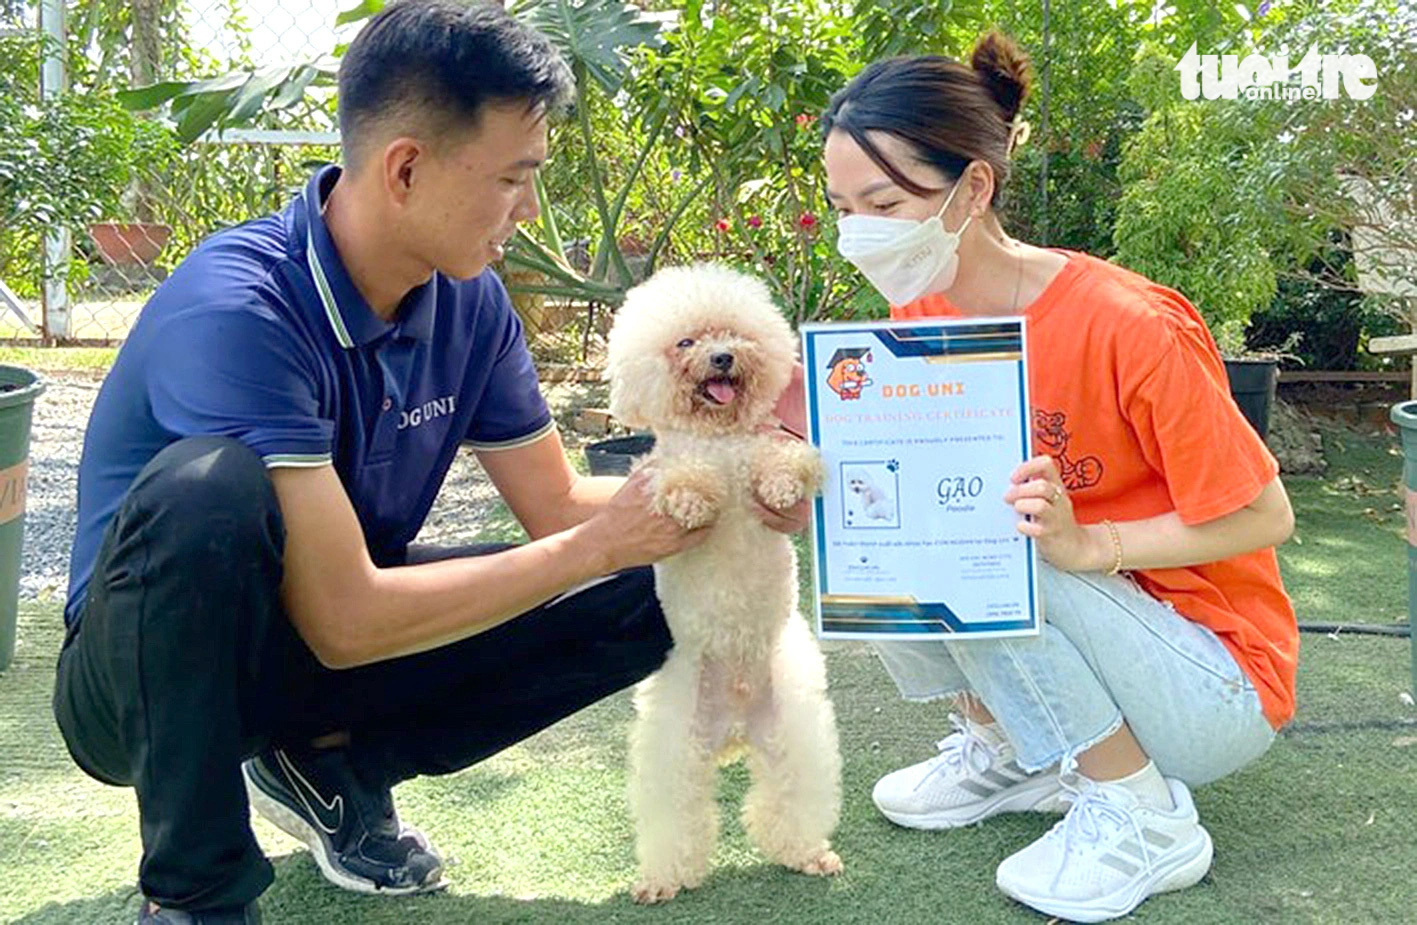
left=826, top=347, right=872, bottom=401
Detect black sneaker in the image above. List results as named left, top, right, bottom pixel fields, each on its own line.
left=137, top=899, right=261, bottom=924
left=242, top=745, right=444, bottom=895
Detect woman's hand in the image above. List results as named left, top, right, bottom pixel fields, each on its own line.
left=771, top=362, right=807, bottom=438
left=752, top=495, right=812, bottom=534
left=1004, top=456, right=1110, bottom=572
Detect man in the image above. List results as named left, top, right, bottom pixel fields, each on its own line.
left=54, top=3, right=806, bottom=922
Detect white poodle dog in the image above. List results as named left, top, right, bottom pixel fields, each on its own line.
left=606, top=263, right=843, bottom=903
left=845, top=467, right=895, bottom=521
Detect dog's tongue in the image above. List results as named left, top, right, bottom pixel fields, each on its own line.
left=706, top=379, right=737, bottom=404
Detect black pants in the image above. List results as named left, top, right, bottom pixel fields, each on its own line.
left=52, top=436, right=671, bottom=911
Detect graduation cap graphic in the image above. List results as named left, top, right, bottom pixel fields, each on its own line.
left=826, top=347, right=870, bottom=368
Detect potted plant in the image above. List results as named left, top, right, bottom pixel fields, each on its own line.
left=1, top=39, right=177, bottom=298
left=87, top=111, right=178, bottom=270
left=88, top=218, right=173, bottom=267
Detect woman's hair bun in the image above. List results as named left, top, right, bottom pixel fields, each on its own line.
left=970, top=31, right=1032, bottom=124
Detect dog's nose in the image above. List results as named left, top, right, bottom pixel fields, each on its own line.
left=710, top=352, right=734, bottom=371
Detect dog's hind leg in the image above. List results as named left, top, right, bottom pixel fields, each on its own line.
left=629, top=649, right=718, bottom=903
left=741, top=618, right=843, bottom=876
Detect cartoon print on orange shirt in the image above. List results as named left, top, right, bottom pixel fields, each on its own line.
left=825, top=347, right=873, bottom=401
left=1033, top=409, right=1104, bottom=492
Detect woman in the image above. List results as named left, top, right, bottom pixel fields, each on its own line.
left=819, top=32, right=1297, bottom=923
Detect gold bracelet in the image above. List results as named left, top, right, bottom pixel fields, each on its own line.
left=1101, top=519, right=1124, bottom=575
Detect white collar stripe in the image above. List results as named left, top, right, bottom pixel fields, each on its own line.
left=306, top=226, right=355, bottom=349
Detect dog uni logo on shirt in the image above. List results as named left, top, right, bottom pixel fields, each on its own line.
left=826, top=347, right=873, bottom=401
left=399, top=395, right=457, bottom=431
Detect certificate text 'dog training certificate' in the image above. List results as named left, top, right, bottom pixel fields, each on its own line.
left=802, top=318, right=1039, bottom=641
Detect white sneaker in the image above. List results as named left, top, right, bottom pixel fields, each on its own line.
left=872, top=715, right=1067, bottom=829
left=995, top=776, right=1213, bottom=923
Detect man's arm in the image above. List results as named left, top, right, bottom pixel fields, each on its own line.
left=480, top=360, right=811, bottom=538
left=481, top=426, right=817, bottom=537
left=475, top=428, right=623, bottom=538
left=271, top=460, right=702, bottom=669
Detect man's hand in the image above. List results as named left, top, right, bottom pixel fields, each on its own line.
left=579, top=466, right=712, bottom=572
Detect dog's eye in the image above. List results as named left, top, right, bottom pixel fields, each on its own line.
left=676, top=338, right=695, bottom=349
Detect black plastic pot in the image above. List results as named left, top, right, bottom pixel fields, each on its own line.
left=1224, top=358, right=1278, bottom=440
left=584, top=433, right=656, bottom=477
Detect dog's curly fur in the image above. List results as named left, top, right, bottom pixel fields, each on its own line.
left=607, top=264, right=843, bottom=904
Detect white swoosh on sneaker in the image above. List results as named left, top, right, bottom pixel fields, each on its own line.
left=275, top=748, right=344, bottom=835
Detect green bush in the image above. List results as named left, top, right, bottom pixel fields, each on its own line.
left=1246, top=235, right=1405, bottom=370
left=1112, top=44, right=1284, bottom=355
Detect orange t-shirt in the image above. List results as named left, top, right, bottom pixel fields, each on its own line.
left=894, top=251, right=1298, bottom=729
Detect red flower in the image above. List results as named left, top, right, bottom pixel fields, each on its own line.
left=746, top=215, right=763, bottom=229
left=798, top=212, right=818, bottom=230
left=714, top=218, right=731, bottom=233
left=795, top=113, right=817, bottom=128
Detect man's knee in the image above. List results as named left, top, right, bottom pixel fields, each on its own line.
left=132, top=436, right=277, bottom=519
left=118, top=436, right=282, bottom=561
left=600, top=566, right=672, bottom=667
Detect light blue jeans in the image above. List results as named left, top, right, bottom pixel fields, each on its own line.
left=873, top=562, right=1276, bottom=785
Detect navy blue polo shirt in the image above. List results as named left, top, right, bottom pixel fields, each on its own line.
left=65, top=165, right=553, bottom=627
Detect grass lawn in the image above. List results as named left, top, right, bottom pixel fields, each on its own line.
left=2, top=423, right=1415, bottom=924
left=0, top=346, right=121, bottom=374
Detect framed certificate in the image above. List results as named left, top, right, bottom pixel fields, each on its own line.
left=801, top=318, right=1040, bottom=641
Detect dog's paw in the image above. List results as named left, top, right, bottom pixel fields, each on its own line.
left=751, top=440, right=823, bottom=510
left=796, top=849, right=843, bottom=877
left=754, top=471, right=806, bottom=511
left=631, top=879, right=682, bottom=904
left=653, top=464, right=725, bottom=529
left=657, top=486, right=720, bottom=529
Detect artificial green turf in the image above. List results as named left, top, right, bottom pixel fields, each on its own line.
left=2, top=423, right=1415, bottom=924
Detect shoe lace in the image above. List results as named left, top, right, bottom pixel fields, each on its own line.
left=1050, top=776, right=1154, bottom=892
left=914, top=713, right=997, bottom=792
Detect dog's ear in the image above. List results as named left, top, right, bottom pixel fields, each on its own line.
left=608, top=393, right=647, bottom=430
left=607, top=355, right=655, bottom=429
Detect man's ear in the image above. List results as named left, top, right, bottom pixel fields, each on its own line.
left=383, top=137, right=424, bottom=207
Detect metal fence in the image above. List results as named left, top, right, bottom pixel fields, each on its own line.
left=1, top=0, right=603, bottom=367
left=1, top=0, right=342, bottom=343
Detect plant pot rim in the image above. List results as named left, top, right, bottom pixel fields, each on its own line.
left=1223, top=355, right=1281, bottom=364
left=89, top=220, right=172, bottom=231
left=1391, top=401, right=1417, bottom=428
left=0, top=364, right=45, bottom=410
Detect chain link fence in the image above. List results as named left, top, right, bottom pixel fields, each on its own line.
left=1, top=0, right=602, bottom=369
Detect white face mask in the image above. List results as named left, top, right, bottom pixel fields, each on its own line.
left=836, top=181, right=972, bottom=305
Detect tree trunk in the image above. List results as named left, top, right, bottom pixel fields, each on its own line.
left=129, top=0, right=162, bottom=223
left=131, top=0, right=161, bottom=88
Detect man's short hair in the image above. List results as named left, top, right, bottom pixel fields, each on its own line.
left=337, top=0, right=574, bottom=167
